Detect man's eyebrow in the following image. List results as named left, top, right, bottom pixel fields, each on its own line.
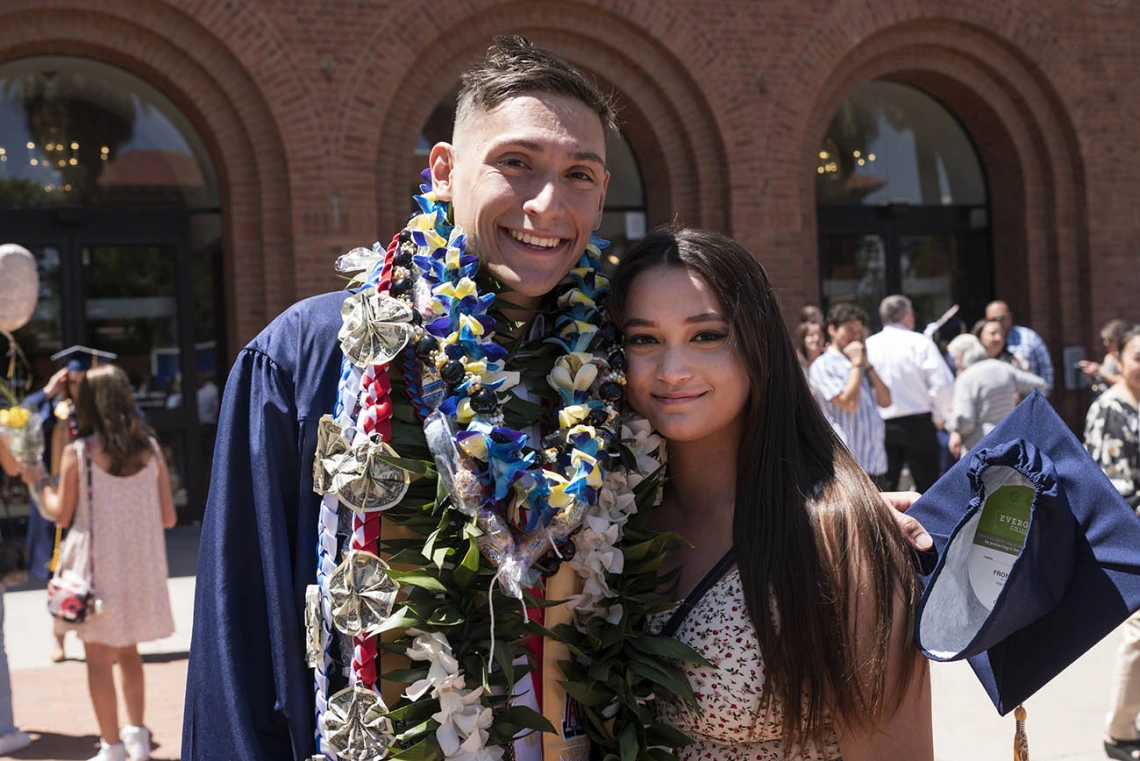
left=492, top=139, right=605, bottom=166
left=623, top=312, right=726, bottom=329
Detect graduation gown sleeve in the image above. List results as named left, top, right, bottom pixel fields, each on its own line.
left=183, top=292, right=347, bottom=761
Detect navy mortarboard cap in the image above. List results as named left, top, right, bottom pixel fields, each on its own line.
left=907, top=391, right=1140, bottom=715
left=50, top=346, right=117, bottom=372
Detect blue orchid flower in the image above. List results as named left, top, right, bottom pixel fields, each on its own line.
left=484, top=428, right=536, bottom=501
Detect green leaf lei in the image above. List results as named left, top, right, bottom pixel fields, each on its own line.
left=329, top=187, right=704, bottom=761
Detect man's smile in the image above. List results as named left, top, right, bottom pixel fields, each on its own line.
left=502, top=226, right=568, bottom=253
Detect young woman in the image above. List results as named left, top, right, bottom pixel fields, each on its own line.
left=1080, top=318, right=1130, bottom=395
left=24, top=365, right=177, bottom=761
left=1089, top=327, right=1140, bottom=759
left=973, top=318, right=1030, bottom=372
left=611, top=229, right=932, bottom=761
left=795, top=319, right=825, bottom=370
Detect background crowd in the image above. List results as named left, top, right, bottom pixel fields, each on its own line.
left=796, top=296, right=1139, bottom=500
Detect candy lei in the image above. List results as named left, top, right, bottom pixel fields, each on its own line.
left=311, top=174, right=640, bottom=761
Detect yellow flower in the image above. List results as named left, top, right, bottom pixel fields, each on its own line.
left=435, top=277, right=478, bottom=302
left=571, top=449, right=603, bottom=488
left=548, top=353, right=598, bottom=398
left=558, top=289, right=595, bottom=310
left=458, top=314, right=484, bottom=337
left=546, top=473, right=576, bottom=510
left=459, top=433, right=487, bottom=460
left=456, top=399, right=475, bottom=424
left=558, top=404, right=591, bottom=429
left=0, top=407, right=28, bottom=428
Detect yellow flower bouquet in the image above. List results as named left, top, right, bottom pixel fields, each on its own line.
left=0, top=379, right=43, bottom=466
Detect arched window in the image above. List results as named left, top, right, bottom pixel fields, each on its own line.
left=0, top=56, right=219, bottom=208
left=415, top=91, right=646, bottom=272
left=1, top=56, right=224, bottom=517
left=816, top=81, right=991, bottom=330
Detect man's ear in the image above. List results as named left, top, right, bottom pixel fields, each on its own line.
left=429, top=143, right=456, bottom=201
left=594, top=170, right=611, bottom=229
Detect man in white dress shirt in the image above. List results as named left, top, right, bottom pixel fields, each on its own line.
left=866, top=295, right=955, bottom=492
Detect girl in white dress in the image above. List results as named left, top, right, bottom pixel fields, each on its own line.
left=27, top=365, right=177, bottom=761
left=611, top=229, right=933, bottom=761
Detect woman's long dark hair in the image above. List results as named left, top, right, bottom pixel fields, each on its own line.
left=76, top=365, right=155, bottom=476
left=610, top=228, right=918, bottom=748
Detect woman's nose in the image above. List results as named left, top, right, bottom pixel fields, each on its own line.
left=656, top=345, right=694, bottom=383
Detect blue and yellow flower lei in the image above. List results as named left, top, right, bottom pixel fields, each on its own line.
left=394, top=175, right=626, bottom=595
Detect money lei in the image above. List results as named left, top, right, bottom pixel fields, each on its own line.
left=309, top=173, right=631, bottom=761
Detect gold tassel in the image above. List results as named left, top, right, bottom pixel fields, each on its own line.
left=48, top=525, right=62, bottom=574
left=1013, top=704, right=1029, bottom=761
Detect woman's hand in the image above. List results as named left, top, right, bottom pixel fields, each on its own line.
left=43, top=366, right=70, bottom=398
left=948, top=431, right=963, bottom=460
left=880, top=491, right=932, bottom=551
left=19, top=462, right=46, bottom=486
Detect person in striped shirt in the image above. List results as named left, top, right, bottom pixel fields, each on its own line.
left=809, top=303, right=893, bottom=486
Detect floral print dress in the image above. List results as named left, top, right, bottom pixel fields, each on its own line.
left=648, top=567, right=841, bottom=761
left=1084, top=388, right=1140, bottom=510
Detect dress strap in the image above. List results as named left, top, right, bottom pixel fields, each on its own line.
left=660, top=548, right=736, bottom=639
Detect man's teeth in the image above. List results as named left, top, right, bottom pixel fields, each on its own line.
left=509, top=229, right=561, bottom=249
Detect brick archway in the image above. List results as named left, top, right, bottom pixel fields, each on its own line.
left=338, top=2, right=730, bottom=243
left=774, top=17, right=1089, bottom=422
left=0, top=2, right=295, bottom=350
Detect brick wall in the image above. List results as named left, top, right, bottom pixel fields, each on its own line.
left=2, top=0, right=1137, bottom=426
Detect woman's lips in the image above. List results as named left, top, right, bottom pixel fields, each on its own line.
left=652, top=391, right=707, bottom=406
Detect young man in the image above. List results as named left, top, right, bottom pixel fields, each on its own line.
left=184, top=38, right=931, bottom=761
left=866, top=295, right=955, bottom=492
left=183, top=37, right=617, bottom=761
left=809, top=303, right=893, bottom=486
left=985, top=299, right=1054, bottom=396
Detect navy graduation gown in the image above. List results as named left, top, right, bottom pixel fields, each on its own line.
left=182, top=291, right=349, bottom=761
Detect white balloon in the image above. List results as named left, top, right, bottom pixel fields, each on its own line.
left=0, top=244, right=39, bottom=333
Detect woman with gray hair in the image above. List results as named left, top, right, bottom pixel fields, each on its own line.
left=944, top=333, right=1048, bottom=458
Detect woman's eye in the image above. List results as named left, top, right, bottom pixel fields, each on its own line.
left=625, top=334, right=657, bottom=347
left=693, top=331, right=728, bottom=343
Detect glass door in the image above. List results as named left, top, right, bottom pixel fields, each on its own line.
left=817, top=204, right=991, bottom=331
left=819, top=234, right=887, bottom=328
left=1, top=208, right=205, bottom=519
left=82, top=241, right=194, bottom=510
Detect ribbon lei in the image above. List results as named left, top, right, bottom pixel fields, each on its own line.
left=350, top=242, right=397, bottom=692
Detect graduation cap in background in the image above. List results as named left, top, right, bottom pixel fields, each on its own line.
left=50, top=346, right=117, bottom=372
left=907, top=391, right=1140, bottom=750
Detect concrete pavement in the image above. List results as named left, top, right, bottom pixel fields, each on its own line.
left=0, top=526, right=1124, bottom=760
left=4, top=527, right=198, bottom=761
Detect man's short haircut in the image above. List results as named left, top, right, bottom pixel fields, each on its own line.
left=827, top=302, right=869, bottom=330
left=879, top=295, right=912, bottom=325
left=456, top=35, right=618, bottom=135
